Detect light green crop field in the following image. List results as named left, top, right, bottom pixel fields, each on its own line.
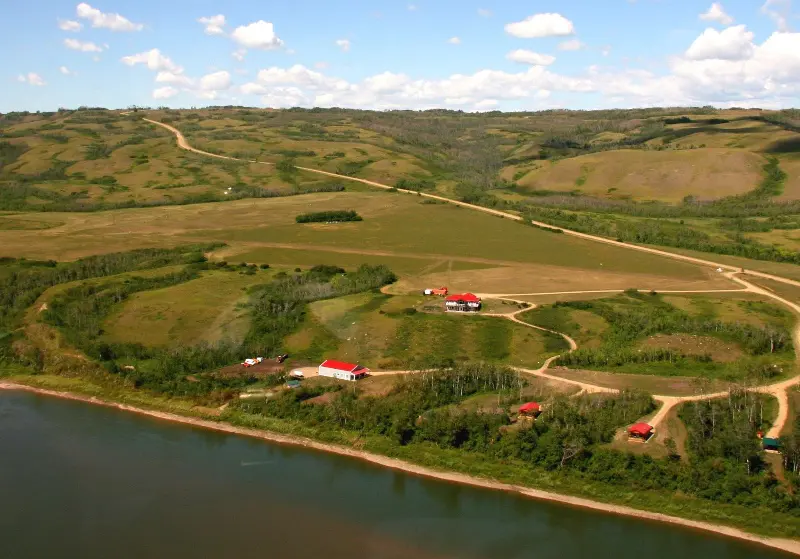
left=103, top=269, right=272, bottom=347
left=0, top=191, right=733, bottom=294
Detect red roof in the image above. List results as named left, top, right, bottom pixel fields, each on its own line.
left=445, top=293, right=481, bottom=303
left=320, top=359, right=359, bottom=372
left=519, top=402, right=540, bottom=413
left=628, top=422, right=653, bottom=436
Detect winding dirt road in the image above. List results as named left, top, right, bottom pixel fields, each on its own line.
left=145, top=116, right=800, bottom=438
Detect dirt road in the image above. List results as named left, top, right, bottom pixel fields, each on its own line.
left=146, top=116, right=800, bottom=436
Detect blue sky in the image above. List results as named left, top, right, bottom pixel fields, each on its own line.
left=2, top=1, right=799, bottom=112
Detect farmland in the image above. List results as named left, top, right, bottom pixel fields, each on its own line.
left=2, top=105, right=800, bottom=543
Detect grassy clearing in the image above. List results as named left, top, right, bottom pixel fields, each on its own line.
left=548, top=367, right=730, bottom=396
left=283, top=291, right=567, bottom=369
left=516, top=149, right=764, bottom=202
left=103, top=269, right=272, bottom=346
left=521, top=292, right=795, bottom=381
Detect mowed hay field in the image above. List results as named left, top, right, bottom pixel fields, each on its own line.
left=513, top=149, right=763, bottom=202
left=0, top=191, right=733, bottom=293
left=284, top=292, right=568, bottom=369
left=102, top=270, right=271, bottom=347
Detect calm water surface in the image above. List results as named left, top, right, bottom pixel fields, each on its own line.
left=0, top=391, right=793, bottom=559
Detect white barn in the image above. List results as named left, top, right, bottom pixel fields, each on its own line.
left=318, top=359, right=370, bottom=381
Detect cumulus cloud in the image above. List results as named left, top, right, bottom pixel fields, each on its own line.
left=447, top=36, right=461, bottom=44
left=239, top=63, right=591, bottom=110
left=685, top=25, right=755, bottom=60
left=59, top=66, right=75, bottom=75
left=232, top=49, right=247, bottom=61
left=699, top=3, right=734, bottom=25
left=64, top=38, right=103, bottom=52
left=335, top=39, right=351, bottom=52
left=76, top=3, right=143, bottom=32
left=558, top=39, right=585, bottom=51
left=505, top=13, right=575, bottom=38
left=762, top=0, right=792, bottom=32
left=58, top=19, right=82, bottom=32
left=121, top=49, right=183, bottom=73
left=506, top=49, right=556, bottom=66
left=152, top=86, right=179, bottom=99
left=198, top=14, right=226, bottom=35
left=231, top=20, right=284, bottom=49
left=17, top=73, right=46, bottom=86
left=199, top=70, right=232, bottom=91
left=155, top=71, right=193, bottom=86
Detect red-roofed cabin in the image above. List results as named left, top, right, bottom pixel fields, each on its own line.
left=444, top=293, right=482, bottom=312
left=318, top=359, right=369, bottom=381
left=518, top=402, right=541, bottom=418
left=628, top=422, right=654, bottom=442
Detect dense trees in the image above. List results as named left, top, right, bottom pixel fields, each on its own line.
left=295, top=210, right=362, bottom=223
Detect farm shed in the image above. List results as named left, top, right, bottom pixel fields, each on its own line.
left=444, top=293, right=482, bottom=312
left=518, top=402, right=541, bottom=417
left=628, top=422, right=654, bottom=441
left=763, top=438, right=781, bottom=453
left=318, top=359, right=370, bottom=381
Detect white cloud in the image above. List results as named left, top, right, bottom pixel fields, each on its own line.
left=59, top=66, right=75, bottom=75
left=473, top=99, right=498, bottom=110
left=64, top=38, right=103, bottom=52
left=18, top=73, right=46, bottom=86
left=408, top=4, right=417, bottom=11
left=121, top=49, right=183, bottom=73
left=505, top=13, right=575, bottom=38
left=199, top=70, right=231, bottom=91
left=76, top=3, right=143, bottom=32
left=58, top=19, right=82, bottom=32
left=558, top=39, right=585, bottom=51
left=239, top=63, right=593, bottom=110
left=601, top=45, right=612, bottom=57
left=232, top=48, right=247, bottom=61
left=506, top=49, right=556, bottom=66
left=699, top=3, right=734, bottom=25
left=685, top=25, right=754, bottom=60
left=231, top=20, right=284, bottom=50
left=477, top=8, right=492, bottom=17
left=447, top=36, right=461, bottom=45
left=761, top=0, right=792, bottom=32
left=198, top=14, right=226, bottom=36
left=335, top=39, right=351, bottom=52
left=152, top=86, right=179, bottom=99
left=155, top=71, right=193, bottom=86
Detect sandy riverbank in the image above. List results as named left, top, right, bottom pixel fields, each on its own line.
left=2, top=380, right=799, bottom=556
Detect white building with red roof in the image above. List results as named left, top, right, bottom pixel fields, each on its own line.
left=444, top=293, right=482, bottom=312
left=318, top=359, right=370, bottom=381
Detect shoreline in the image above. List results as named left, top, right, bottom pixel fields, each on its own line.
left=2, top=380, right=799, bottom=556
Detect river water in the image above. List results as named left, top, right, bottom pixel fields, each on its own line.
left=0, top=391, right=792, bottom=559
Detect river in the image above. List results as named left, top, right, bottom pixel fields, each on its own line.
left=0, top=391, right=792, bottom=559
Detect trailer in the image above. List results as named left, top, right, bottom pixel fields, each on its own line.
left=424, top=286, right=448, bottom=296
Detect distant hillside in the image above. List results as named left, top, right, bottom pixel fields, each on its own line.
left=1, top=105, right=799, bottom=263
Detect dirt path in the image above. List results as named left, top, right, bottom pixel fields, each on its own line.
left=147, top=116, right=800, bottom=435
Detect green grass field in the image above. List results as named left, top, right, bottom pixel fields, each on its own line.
left=284, top=291, right=568, bottom=369
left=103, top=269, right=272, bottom=347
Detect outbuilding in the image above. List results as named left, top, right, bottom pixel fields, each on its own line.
left=763, top=437, right=781, bottom=453
left=518, top=402, right=541, bottom=417
left=628, top=422, right=654, bottom=442
left=445, top=293, right=482, bottom=312
left=318, top=359, right=370, bottom=381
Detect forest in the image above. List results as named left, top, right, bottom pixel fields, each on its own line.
left=295, top=210, right=363, bottom=223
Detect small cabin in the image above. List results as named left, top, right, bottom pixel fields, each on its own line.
left=518, top=402, right=541, bottom=418
left=444, top=293, right=482, bottom=312
left=628, top=422, right=654, bottom=442
left=763, top=437, right=781, bottom=453
left=318, top=359, right=369, bottom=381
